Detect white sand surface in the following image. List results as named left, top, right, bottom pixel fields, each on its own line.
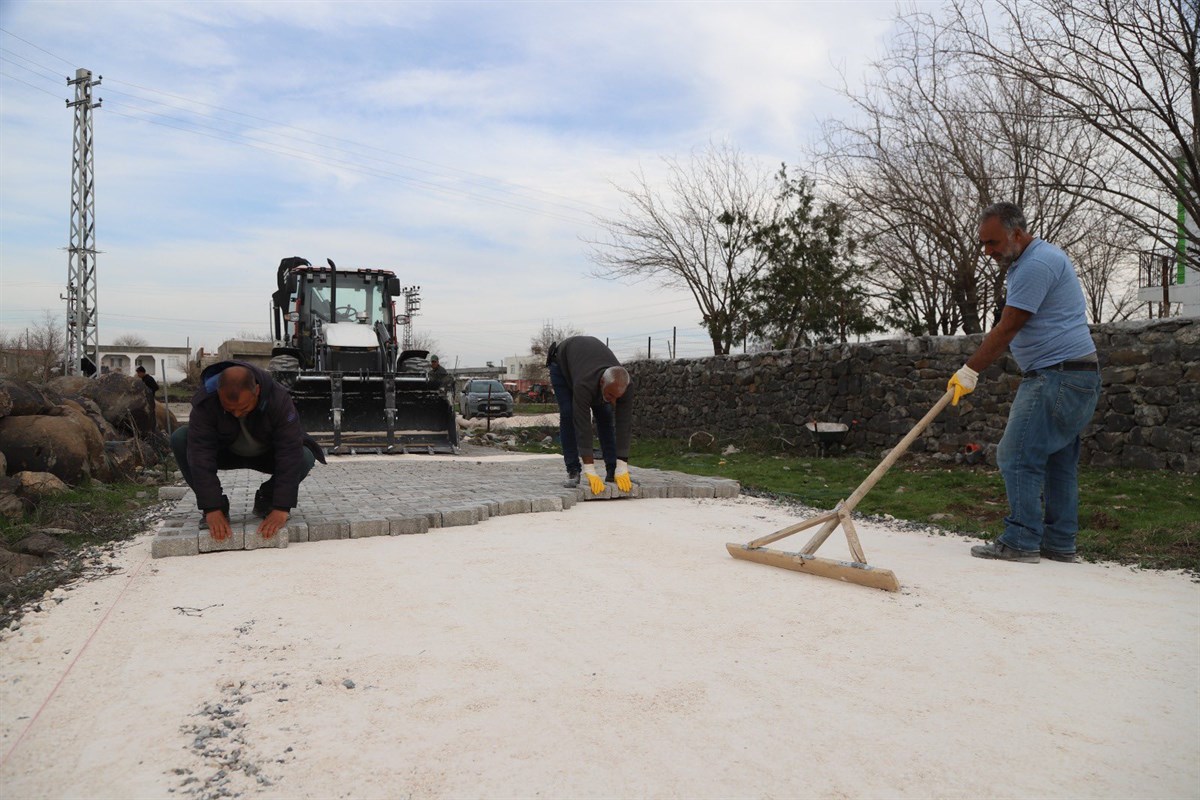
left=1, top=495, right=1197, bottom=799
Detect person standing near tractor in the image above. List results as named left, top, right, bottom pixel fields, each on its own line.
left=947, top=202, right=1101, bottom=564
left=428, top=355, right=454, bottom=398
left=135, top=365, right=160, bottom=433
left=547, top=335, right=634, bottom=494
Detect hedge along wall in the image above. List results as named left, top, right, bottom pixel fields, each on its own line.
left=625, top=317, right=1200, bottom=473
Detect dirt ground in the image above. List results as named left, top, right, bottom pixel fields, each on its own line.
left=1, top=491, right=1196, bottom=799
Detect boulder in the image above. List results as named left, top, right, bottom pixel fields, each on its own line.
left=46, top=375, right=90, bottom=397
left=0, top=476, right=26, bottom=519
left=76, top=373, right=156, bottom=436
left=0, top=546, right=44, bottom=583
left=99, top=438, right=158, bottom=482
left=57, top=404, right=107, bottom=474
left=0, top=378, right=59, bottom=418
left=13, top=470, right=70, bottom=499
left=0, top=414, right=94, bottom=484
left=61, top=396, right=118, bottom=441
left=155, top=402, right=180, bottom=432
left=13, top=530, right=66, bottom=557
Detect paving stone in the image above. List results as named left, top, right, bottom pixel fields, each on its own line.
left=284, top=523, right=309, bottom=543
left=496, top=498, right=531, bottom=516
left=530, top=496, right=563, bottom=513
left=441, top=507, right=480, bottom=527
left=308, top=520, right=350, bottom=541
left=149, top=459, right=739, bottom=558
left=199, top=528, right=245, bottom=552
left=388, top=516, right=429, bottom=535
left=245, top=526, right=288, bottom=550
left=350, top=519, right=389, bottom=538
left=151, top=532, right=199, bottom=558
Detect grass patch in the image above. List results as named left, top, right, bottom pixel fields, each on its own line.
left=627, top=438, right=1200, bottom=573
left=513, top=403, right=557, bottom=415
left=1, top=480, right=165, bottom=628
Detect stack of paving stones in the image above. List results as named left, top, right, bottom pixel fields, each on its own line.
left=152, top=460, right=740, bottom=558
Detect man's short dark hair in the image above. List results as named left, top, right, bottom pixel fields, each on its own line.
left=135, top=366, right=146, bottom=374
left=979, top=202, right=1027, bottom=232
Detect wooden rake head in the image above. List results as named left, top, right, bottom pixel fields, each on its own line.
left=726, top=390, right=955, bottom=592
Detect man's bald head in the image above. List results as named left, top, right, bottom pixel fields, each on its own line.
left=218, top=366, right=259, bottom=418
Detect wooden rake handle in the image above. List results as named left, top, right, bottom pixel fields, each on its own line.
left=841, top=389, right=955, bottom=515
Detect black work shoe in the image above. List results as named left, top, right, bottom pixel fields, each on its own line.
left=605, top=466, right=616, bottom=483
left=970, top=541, right=1040, bottom=563
left=562, top=472, right=581, bottom=489
left=199, top=495, right=231, bottom=528
left=1040, top=549, right=1078, bottom=563
left=253, top=486, right=275, bottom=518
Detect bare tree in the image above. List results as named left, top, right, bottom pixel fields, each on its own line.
left=526, top=322, right=582, bottom=382
left=949, top=0, right=1198, bottom=268
left=0, top=311, right=66, bottom=381
left=817, top=11, right=1140, bottom=334
left=588, top=142, right=776, bottom=354
left=110, top=333, right=150, bottom=347
left=408, top=330, right=442, bottom=356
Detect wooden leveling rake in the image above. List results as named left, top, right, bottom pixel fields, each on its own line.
left=727, top=390, right=955, bottom=592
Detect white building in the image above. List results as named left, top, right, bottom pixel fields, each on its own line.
left=502, top=353, right=543, bottom=382
left=98, top=345, right=191, bottom=383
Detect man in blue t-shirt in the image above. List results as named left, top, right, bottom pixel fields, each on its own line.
left=946, top=202, right=1102, bottom=564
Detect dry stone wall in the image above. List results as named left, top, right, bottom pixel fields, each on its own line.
left=626, top=318, right=1200, bottom=472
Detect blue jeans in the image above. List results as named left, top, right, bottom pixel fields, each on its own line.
left=549, top=361, right=616, bottom=475
left=996, top=369, right=1101, bottom=553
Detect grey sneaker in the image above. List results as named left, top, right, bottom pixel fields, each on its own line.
left=1040, top=549, right=1078, bottom=563
left=562, top=472, right=581, bottom=488
left=970, top=541, right=1040, bottom=563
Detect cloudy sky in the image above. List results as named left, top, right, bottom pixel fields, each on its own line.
left=1, top=0, right=901, bottom=367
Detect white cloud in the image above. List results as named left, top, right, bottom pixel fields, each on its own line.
left=1, top=0, right=901, bottom=364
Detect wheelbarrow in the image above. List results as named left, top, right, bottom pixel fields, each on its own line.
left=805, top=420, right=854, bottom=457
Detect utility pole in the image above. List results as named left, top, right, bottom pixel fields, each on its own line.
left=64, top=68, right=101, bottom=376
left=399, top=285, right=421, bottom=349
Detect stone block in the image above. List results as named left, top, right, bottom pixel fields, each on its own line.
left=199, top=528, right=245, bottom=553
left=388, top=516, right=429, bottom=535
left=285, top=522, right=309, bottom=543
left=441, top=507, right=480, bottom=527
left=349, top=519, right=389, bottom=538
left=496, top=498, right=531, bottom=516
left=308, top=519, right=350, bottom=541
left=158, top=486, right=189, bottom=501
left=151, top=532, right=199, bottom=558
left=245, top=526, right=288, bottom=550
left=531, top=496, right=563, bottom=512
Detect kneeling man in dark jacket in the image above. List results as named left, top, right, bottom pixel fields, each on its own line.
left=171, top=361, right=325, bottom=540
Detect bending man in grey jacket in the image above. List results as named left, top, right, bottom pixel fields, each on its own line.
left=546, top=335, right=634, bottom=495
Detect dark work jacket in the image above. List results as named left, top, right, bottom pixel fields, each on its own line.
left=188, top=360, right=326, bottom=511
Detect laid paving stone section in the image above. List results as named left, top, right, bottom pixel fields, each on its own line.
left=152, top=459, right=741, bottom=558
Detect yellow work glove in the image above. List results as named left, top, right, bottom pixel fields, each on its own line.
left=581, top=463, right=605, bottom=495
left=947, top=365, right=979, bottom=406
left=614, top=459, right=632, bottom=492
